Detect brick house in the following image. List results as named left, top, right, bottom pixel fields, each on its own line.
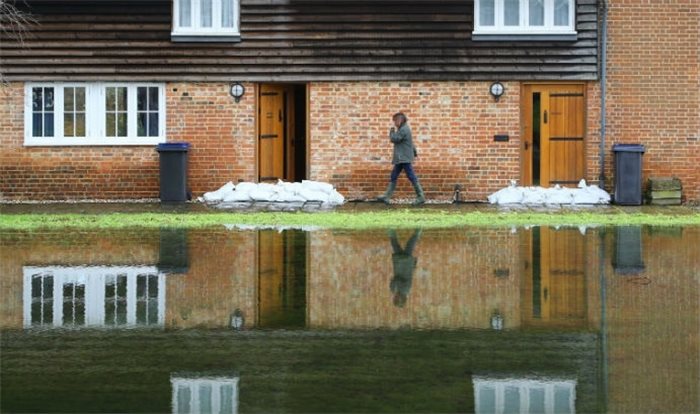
left=0, top=0, right=697, bottom=202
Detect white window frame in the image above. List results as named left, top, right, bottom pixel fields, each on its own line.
left=23, top=265, right=166, bottom=328
left=172, top=0, right=240, bottom=37
left=171, top=376, right=239, bottom=414
left=24, top=83, right=167, bottom=146
left=473, top=376, right=576, bottom=414
left=473, top=0, right=576, bottom=36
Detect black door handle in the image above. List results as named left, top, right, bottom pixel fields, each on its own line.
left=543, top=110, right=548, bottom=124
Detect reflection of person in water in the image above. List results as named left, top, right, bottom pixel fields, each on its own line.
left=389, top=228, right=422, bottom=308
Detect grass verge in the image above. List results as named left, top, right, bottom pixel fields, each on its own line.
left=1, top=210, right=699, bottom=230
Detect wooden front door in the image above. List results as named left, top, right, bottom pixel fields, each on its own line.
left=521, top=227, right=588, bottom=329
left=522, top=84, right=586, bottom=187
left=258, top=84, right=285, bottom=181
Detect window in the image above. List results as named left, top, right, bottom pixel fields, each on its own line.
left=473, top=376, right=576, bottom=414
left=23, top=266, right=166, bottom=328
left=172, top=0, right=240, bottom=41
left=171, top=376, right=239, bottom=414
left=30, top=273, right=54, bottom=326
left=474, top=0, right=576, bottom=38
left=24, top=83, right=166, bottom=146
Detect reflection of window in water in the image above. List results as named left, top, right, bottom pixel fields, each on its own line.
left=171, top=376, right=239, bottom=414
left=137, top=274, right=160, bottom=325
left=23, top=266, right=165, bottom=328
left=104, top=274, right=128, bottom=326
left=473, top=376, right=576, bottom=414
left=30, top=273, right=54, bottom=326
left=62, top=280, right=86, bottom=326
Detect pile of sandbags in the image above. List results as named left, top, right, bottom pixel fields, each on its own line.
left=200, top=180, right=345, bottom=205
left=488, top=180, right=610, bottom=205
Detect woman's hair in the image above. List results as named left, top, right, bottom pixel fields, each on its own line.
left=392, top=112, right=407, bottom=124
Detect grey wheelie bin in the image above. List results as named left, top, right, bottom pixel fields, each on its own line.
left=613, top=144, right=645, bottom=205
left=156, top=142, right=190, bottom=202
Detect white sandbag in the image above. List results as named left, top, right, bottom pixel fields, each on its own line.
left=249, top=183, right=279, bottom=202
left=234, top=182, right=257, bottom=192
left=276, top=180, right=304, bottom=196
left=301, top=180, right=334, bottom=194
left=573, top=185, right=610, bottom=204
left=275, top=190, right=307, bottom=203
left=326, top=190, right=345, bottom=205
left=202, top=181, right=235, bottom=203
left=545, top=186, right=574, bottom=204
left=522, top=187, right=547, bottom=204
left=487, top=186, right=523, bottom=204
left=588, top=185, right=611, bottom=203
left=578, top=179, right=587, bottom=188
left=222, top=188, right=252, bottom=202
left=297, top=187, right=329, bottom=202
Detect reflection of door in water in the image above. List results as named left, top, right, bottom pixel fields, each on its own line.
left=522, top=84, right=585, bottom=187
left=258, top=84, right=307, bottom=182
left=257, top=230, right=307, bottom=328
left=521, top=227, right=587, bottom=328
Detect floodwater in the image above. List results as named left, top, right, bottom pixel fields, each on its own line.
left=1, top=225, right=698, bottom=413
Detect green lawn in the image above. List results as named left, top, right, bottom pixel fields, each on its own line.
left=1, top=209, right=699, bottom=230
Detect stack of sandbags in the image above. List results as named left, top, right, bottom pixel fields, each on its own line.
left=488, top=180, right=610, bottom=205
left=200, top=180, right=345, bottom=205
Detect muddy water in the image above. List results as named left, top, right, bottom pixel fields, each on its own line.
left=1, top=226, right=698, bottom=413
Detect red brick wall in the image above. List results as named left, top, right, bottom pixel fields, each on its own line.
left=0, top=82, right=256, bottom=200
left=166, top=82, right=257, bottom=193
left=4, top=72, right=697, bottom=202
left=309, top=81, right=606, bottom=202
left=0, top=83, right=160, bottom=200
left=605, top=0, right=700, bottom=202
left=308, top=82, right=522, bottom=202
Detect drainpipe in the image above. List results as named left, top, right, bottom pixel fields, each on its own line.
left=599, top=0, right=609, bottom=188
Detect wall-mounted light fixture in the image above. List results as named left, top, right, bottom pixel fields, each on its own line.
left=229, top=82, right=245, bottom=103
left=489, top=81, right=505, bottom=102
left=490, top=310, right=504, bottom=330
left=230, top=308, right=245, bottom=330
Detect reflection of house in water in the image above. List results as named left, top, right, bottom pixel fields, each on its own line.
left=2, top=226, right=698, bottom=413
left=23, top=266, right=165, bottom=328
left=473, top=376, right=576, bottom=414
left=171, top=375, right=238, bottom=414
left=307, top=227, right=595, bottom=330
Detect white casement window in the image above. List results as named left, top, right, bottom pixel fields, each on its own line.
left=474, top=0, right=576, bottom=36
left=23, top=266, right=166, bottom=328
left=473, top=377, right=576, bottom=414
left=172, top=0, right=240, bottom=39
left=24, top=83, right=166, bottom=146
left=171, top=376, right=239, bottom=414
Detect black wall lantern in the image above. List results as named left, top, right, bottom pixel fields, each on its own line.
left=229, top=82, right=245, bottom=102
left=489, top=81, right=505, bottom=102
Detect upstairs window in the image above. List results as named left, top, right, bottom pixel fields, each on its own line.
left=474, top=0, right=576, bottom=39
left=172, top=0, right=240, bottom=41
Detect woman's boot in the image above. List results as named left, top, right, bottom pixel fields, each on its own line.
left=377, top=181, right=397, bottom=204
left=412, top=181, right=425, bottom=205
